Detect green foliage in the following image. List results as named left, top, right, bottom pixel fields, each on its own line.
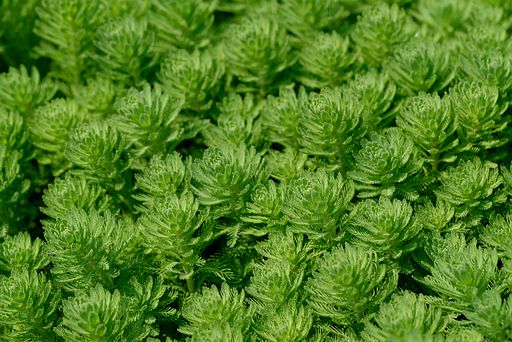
left=459, top=25, right=512, bottom=56
left=387, top=40, right=455, bottom=96
left=158, top=49, right=224, bottom=111
left=0, top=147, right=32, bottom=235
left=342, top=71, right=396, bottom=131
left=133, top=152, right=189, bottom=212
left=279, top=0, right=352, bottom=39
left=56, top=282, right=163, bottom=341
left=458, top=47, right=512, bottom=94
left=265, top=149, right=308, bottom=183
left=445, top=328, right=485, bottom=342
left=396, top=93, right=458, bottom=171
left=3, top=1, right=512, bottom=341
left=414, top=199, right=464, bottom=235
left=41, top=173, right=113, bottom=224
left=34, top=0, right=105, bottom=86
left=191, top=144, right=266, bottom=212
left=252, top=301, right=314, bottom=342
left=0, top=232, right=49, bottom=274
left=435, top=158, right=506, bottom=226
left=44, top=209, right=138, bottom=293
left=216, top=0, right=266, bottom=13
left=65, top=121, right=132, bottom=206
left=412, top=0, right=474, bottom=38
left=242, top=180, right=287, bottom=232
left=266, top=149, right=311, bottom=183
left=103, top=0, right=150, bottom=18
left=247, top=232, right=311, bottom=306
left=349, top=197, right=421, bottom=266
left=70, top=76, right=119, bottom=119
left=40, top=173, right=113, bottom=230
left=112, top=83, right=199, bottom=163
left=481, top=210, right=512, bottom=257
left=349, top=128, right=424, bottom=200
left=0, top=110, right=31, bottom=159
left=0, top=0, right=40, bottom=66
left=93, top=17, right=156, bottom=85
left=417, top=234, right=498, bottom=311
left=361, top=292, right=448, bottom=341
left=464, top=289, right=512, bottom=341
left=283, top=170, right=354, bottom=242
left=149, top=0, right=216, bottom=52
left=223, top=16, right=295, bottom=94
left=0, top=270, right=60, bottom=341
left=305, top=243, right=398, bottom=327
left=201, top=92, right=262, bottom=149
left=121, top=276, right=169, bottom=338
left=260, top=85, right=305, bottom=149
left=180, top=283, right=254, bottom=340
left=138, top=192, right=212, bottom=293
left=448, top=81, right=510, bottom=157
left=352, top=3, right=416, bottom=67
left=0, top=65, right=57, bottom=116
left=297, top=31, right=355, bottom=89
left=298, top=87, right=366, bottom=168
left=29, top=98, right=88, bottom=176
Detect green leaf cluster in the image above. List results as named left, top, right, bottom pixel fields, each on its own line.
left=1, top=0, right=512, bottom=340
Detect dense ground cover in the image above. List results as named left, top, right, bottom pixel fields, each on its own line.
left=1, top=0, right=512, bottom=340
